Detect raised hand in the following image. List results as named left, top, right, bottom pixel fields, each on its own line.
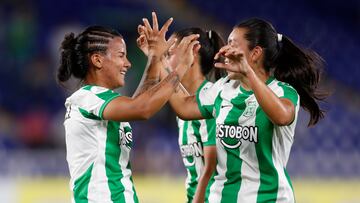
left=214, top=45, right=251, bottom=77
left=136, top=25, right=149, bottom=56
left=172, top=34, right=200, bottom=77
left=139, top=12, right=176, bottom=58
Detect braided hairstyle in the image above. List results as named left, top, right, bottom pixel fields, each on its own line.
left=57, top=26, right=122, bottom=83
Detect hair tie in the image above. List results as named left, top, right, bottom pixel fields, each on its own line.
left=277, top=33, right=283, bottom=42
left=208, top=30, right=212, bottom=39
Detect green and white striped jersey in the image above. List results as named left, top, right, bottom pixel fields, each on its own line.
left=177, top=80, right=216, bottom=203
left=197, top=76, right=299, bottom=203
left=64, top=85, right=138, bottom=203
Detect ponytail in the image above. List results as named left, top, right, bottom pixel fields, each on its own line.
left=206, top=30, right=227, bottom=80
left=174, top=28, right=226, bottom=81
left=235, top=18, right=327, bottom=126
left=57, top=33, right=77, bottom=83
left=275, top=35, right=326, bottom=126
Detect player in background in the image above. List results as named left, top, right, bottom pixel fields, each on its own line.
left=57, top=12, right=200, bottom=203
left=137, top=26, right=226, bottom=203
left=164, top=18, right=327, bottom=202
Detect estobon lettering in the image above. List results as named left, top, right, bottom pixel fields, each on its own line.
left=217, top=124, right=258, bottom=148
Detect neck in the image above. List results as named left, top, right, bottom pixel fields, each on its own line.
left=83, top=68, right=112, bottom=89
left=181, top=63, right=206, bottom=94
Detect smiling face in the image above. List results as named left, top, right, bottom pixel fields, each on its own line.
left=100, top=37, right=131, bottom=88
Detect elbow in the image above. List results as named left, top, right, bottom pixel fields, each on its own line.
left=202, top=169, right=215, bottom=178
left=171, top=106, right=187, bottom=120
left=272, top=99, right=296, bottom=126
left=202, top=164, right=216, bottom=177
left=137, top=104, right=154, bottom=120
left=272, top=114, right=293, bottom=126
left=138, top=113, right=151, bottom=120
left=177, top=112, right=194, bottom=121
left=198, top=167, right=215, bottom=182
left=177, top=112, right=188, bottom=120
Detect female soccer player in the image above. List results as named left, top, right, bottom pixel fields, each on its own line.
left=168, top=18, right=326, bottom=203
left=137, top=26, right=226, bottom=203
left=168, top=28, right=225, bottom=203
left=170, top=28, right=225, bottom=203
left=57, top=12, right=200, bottom=203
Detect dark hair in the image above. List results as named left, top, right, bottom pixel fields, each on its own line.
left=174, top=27, right=226, bottom=81
left=57, top=26, right=122, bottom=83
left=235, top=18, right=326, bottom=126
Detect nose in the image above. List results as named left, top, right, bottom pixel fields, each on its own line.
left=125, top=57, right=131, bottom=69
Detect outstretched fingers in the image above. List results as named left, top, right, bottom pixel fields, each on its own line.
left=177, top=34, right=200, bottom=51
left=159, top=17, right=173, bottom=36
left=142, top=18, right=152, bottom=33
left=165, top=37, right=177, bottom=51
left=137, top=25, right=145, bottom=35
left=151, top=12, right=159, bottom=31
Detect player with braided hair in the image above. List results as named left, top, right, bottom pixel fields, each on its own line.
left=58, top=12, right=200, bottom=203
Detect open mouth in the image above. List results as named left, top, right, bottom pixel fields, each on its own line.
left=120, top=70, right=127, bottom=75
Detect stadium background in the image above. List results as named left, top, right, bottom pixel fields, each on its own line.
left=0, top=0, right=359, bottom=202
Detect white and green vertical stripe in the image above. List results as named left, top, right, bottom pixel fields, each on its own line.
left=64, top=85, right=138, bottom=203
left=178, top=80, right=216, bottom=202
left=198, top=77, right=299, bottom=203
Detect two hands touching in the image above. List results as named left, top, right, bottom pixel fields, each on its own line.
left=137, top=12, right=200, bottom=79
left=136, top=12, right=253, bottom=82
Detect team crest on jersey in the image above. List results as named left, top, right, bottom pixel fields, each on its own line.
left=243, top=101, right=257, bottom=117
left=119, top=128, right=133, bottom=149
left=216, top=124, right=258, bottom=149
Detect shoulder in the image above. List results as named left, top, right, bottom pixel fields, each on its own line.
left=270, top=78, right=300, bottom=106
left=203, top=76, right=229, bottom=92
left=198, top=80, right=214, bottom=93
left=215, top=76, right=230, bottom=86
left=65, top=85, right=121, bottom=107
left=269, top=78, right=297, bottom=93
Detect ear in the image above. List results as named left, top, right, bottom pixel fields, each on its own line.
left=90, top=53, right=103, bottom=69
left=250, top=46, right=263, bottom=63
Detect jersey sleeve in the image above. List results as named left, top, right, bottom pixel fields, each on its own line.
left=201, top=118, right=216, bottom=146
left=196, top=79, right=225, bottom=119
left=78, top=86, right=120, bottom=120
left=277, top=82, right=299, bottom=107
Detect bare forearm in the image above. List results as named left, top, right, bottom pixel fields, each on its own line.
left=133, top=56, right=162, bottom=97
left=193, top=173, right=212, bottom=203
left=160, top=65, right=188, bottom=94
left=160, top=65, right=203, bottom=119
left=135, top=71, right=180, bottom=119
left=193, top=146, right=216, bottom=203
left=169, top=91, right=203, bottom=120
left=247, top=70, right=294, bottom=125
